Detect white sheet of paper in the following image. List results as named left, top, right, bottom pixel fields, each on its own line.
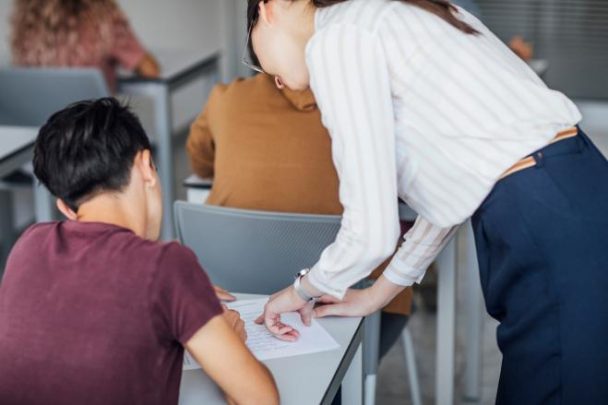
left=183, top=298, right=339, bottom=370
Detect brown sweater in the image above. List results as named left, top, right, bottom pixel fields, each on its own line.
left=186, top=74, right=411, bottom=315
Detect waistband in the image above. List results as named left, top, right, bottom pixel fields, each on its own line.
left=499, top=127, right=579, bottom=180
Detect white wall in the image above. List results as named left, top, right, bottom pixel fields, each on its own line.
left=0, top=0, right=247, bottom=81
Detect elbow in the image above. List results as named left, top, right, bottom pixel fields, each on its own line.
left=250, top=389, right=279, bottom=405
left=360, top=224, right=400, bottom=269
left=261, top=371, right=280, bottom=405
left=246, top=367, right=279, bottom=405
left=264, top=390, right=280, bottom=405
left=360, top=238, right=397, bottom=271
left=192, top=162, right=214, bottom=180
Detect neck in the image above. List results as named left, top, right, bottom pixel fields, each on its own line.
left=291, top=1, right=316, bottom=51
left=76, top=194, right=147, bottom=238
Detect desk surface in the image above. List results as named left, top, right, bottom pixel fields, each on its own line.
left=0, top=126, right=38, bottom=178
left=119, top=48, right=220, bottom=84
left=183, top=174, right=213, bottom=189
left=179, top=293, right=363, bottom=405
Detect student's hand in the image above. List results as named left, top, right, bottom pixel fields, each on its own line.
left=223, top=306, right=247, bottom=342
left=214, top=285, right=236, bottom=302
left=254, top=286, right=315, bottom=342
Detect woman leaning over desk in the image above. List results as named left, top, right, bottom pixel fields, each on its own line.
left=247, top=0, right=608, bottom=403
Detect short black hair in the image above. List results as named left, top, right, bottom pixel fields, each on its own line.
left=33, top=97, right=152, bottom=211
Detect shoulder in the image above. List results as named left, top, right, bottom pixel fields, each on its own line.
left=152, top=240, right=200, bottom=270
left=205, top=74, right=284, bottom=120
left=9, top=222, right=59, bottom=254
left=315, top=0, right=393, bottom=34
left=207, top=75, right=275, bottom=107
left=307, top=0, right=395, bottom=57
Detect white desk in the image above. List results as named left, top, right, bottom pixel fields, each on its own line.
left=183, top=174, right=212, bottom=203
left=179, top=293, right=364, bottom=405
left=118, top=49, right=221, bottom=240
left=0, top=126, right=54, bottom=222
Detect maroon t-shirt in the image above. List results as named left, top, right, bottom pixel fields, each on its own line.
left=0, top=221, right=222, bottom=405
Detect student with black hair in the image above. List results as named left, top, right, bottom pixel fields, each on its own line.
left=0, top=98, right=279, bottom=405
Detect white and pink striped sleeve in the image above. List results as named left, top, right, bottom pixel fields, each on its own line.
left=305, top=23, right=400, bottom=298
left=384, top=217, right=458, bottom=286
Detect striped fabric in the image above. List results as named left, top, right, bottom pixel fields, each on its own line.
left=304, top=0, right=581, bottom=297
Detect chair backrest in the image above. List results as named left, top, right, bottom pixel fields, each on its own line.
left=0, top=67, right=110, bottom=127
left=174, top=201, right=341, bottom=295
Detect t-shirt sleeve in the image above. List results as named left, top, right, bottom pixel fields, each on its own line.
left=108, top=5, right=146, bottom=71
left=151, top=243, right=223, bottom=345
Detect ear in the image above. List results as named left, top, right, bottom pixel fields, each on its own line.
left=258, top=0, right=275, bottom=26
left=56, top=199, right=77, bottom=220
left=137, top=149, right=158, bottom=189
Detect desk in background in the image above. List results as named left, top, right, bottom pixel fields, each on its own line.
left=0, top=126, right=54, bottom=271
left=0, top=126, right=54, bottom=223
left=119, top=49, right=221, bottom=240
left=179, top=293, right=364, bottom=405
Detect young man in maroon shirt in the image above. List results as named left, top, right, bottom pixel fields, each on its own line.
left=0, top=98, right=278, bottom=405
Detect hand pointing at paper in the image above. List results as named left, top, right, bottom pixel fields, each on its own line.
left=254, top=285, right=316, bottom=342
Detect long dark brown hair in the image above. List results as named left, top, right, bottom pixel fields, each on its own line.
left=246, top=0, right=478, bottom=66
left=247, top=0, right=479, bottom=35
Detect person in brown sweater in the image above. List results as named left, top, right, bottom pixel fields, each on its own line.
left=187, top=73, right=413, bottom=358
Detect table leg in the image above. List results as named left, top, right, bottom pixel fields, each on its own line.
left=436, top=237, right=456, bottom=405
left=152, top=85, right=175, bottom=241
left=0, top=190, right=14, bottom=273
left=33, top=181, right=54, bottom=222
left=463, top=222, right=483, bottom=402
left=363, top=311, right=381, bottom=405
left=342, top=343, right=363, bottom=405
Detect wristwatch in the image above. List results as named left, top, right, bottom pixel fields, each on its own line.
left=293, top=268, right=316, bottom=302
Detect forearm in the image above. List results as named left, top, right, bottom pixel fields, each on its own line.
left=369, top=274, right=407, bottom=309
left=384, top=217, right=458, bottom=286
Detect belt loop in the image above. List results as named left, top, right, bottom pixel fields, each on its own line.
left=534, top=151, right=545, bottom=168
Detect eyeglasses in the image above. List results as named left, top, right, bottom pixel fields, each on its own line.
left=241, top=22, right=266, bottom=74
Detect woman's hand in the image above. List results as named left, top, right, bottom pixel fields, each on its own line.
left=254, top=286, right=315, bottom=342
left=314, top=275, right=405, bottom=318
left=313, top=288, right=380, bottom=318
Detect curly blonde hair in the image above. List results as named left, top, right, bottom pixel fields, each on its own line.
left=10, top=0, right=119, bottom=66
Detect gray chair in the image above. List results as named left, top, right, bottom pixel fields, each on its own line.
left=0, top=67, right=110, bottom=127
left=174, top=201, right=341, bottom=294
left=174, top=201, right=422, bottom=405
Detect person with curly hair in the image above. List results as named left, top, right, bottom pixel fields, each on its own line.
left=10, top=0, right=159, bottom=91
